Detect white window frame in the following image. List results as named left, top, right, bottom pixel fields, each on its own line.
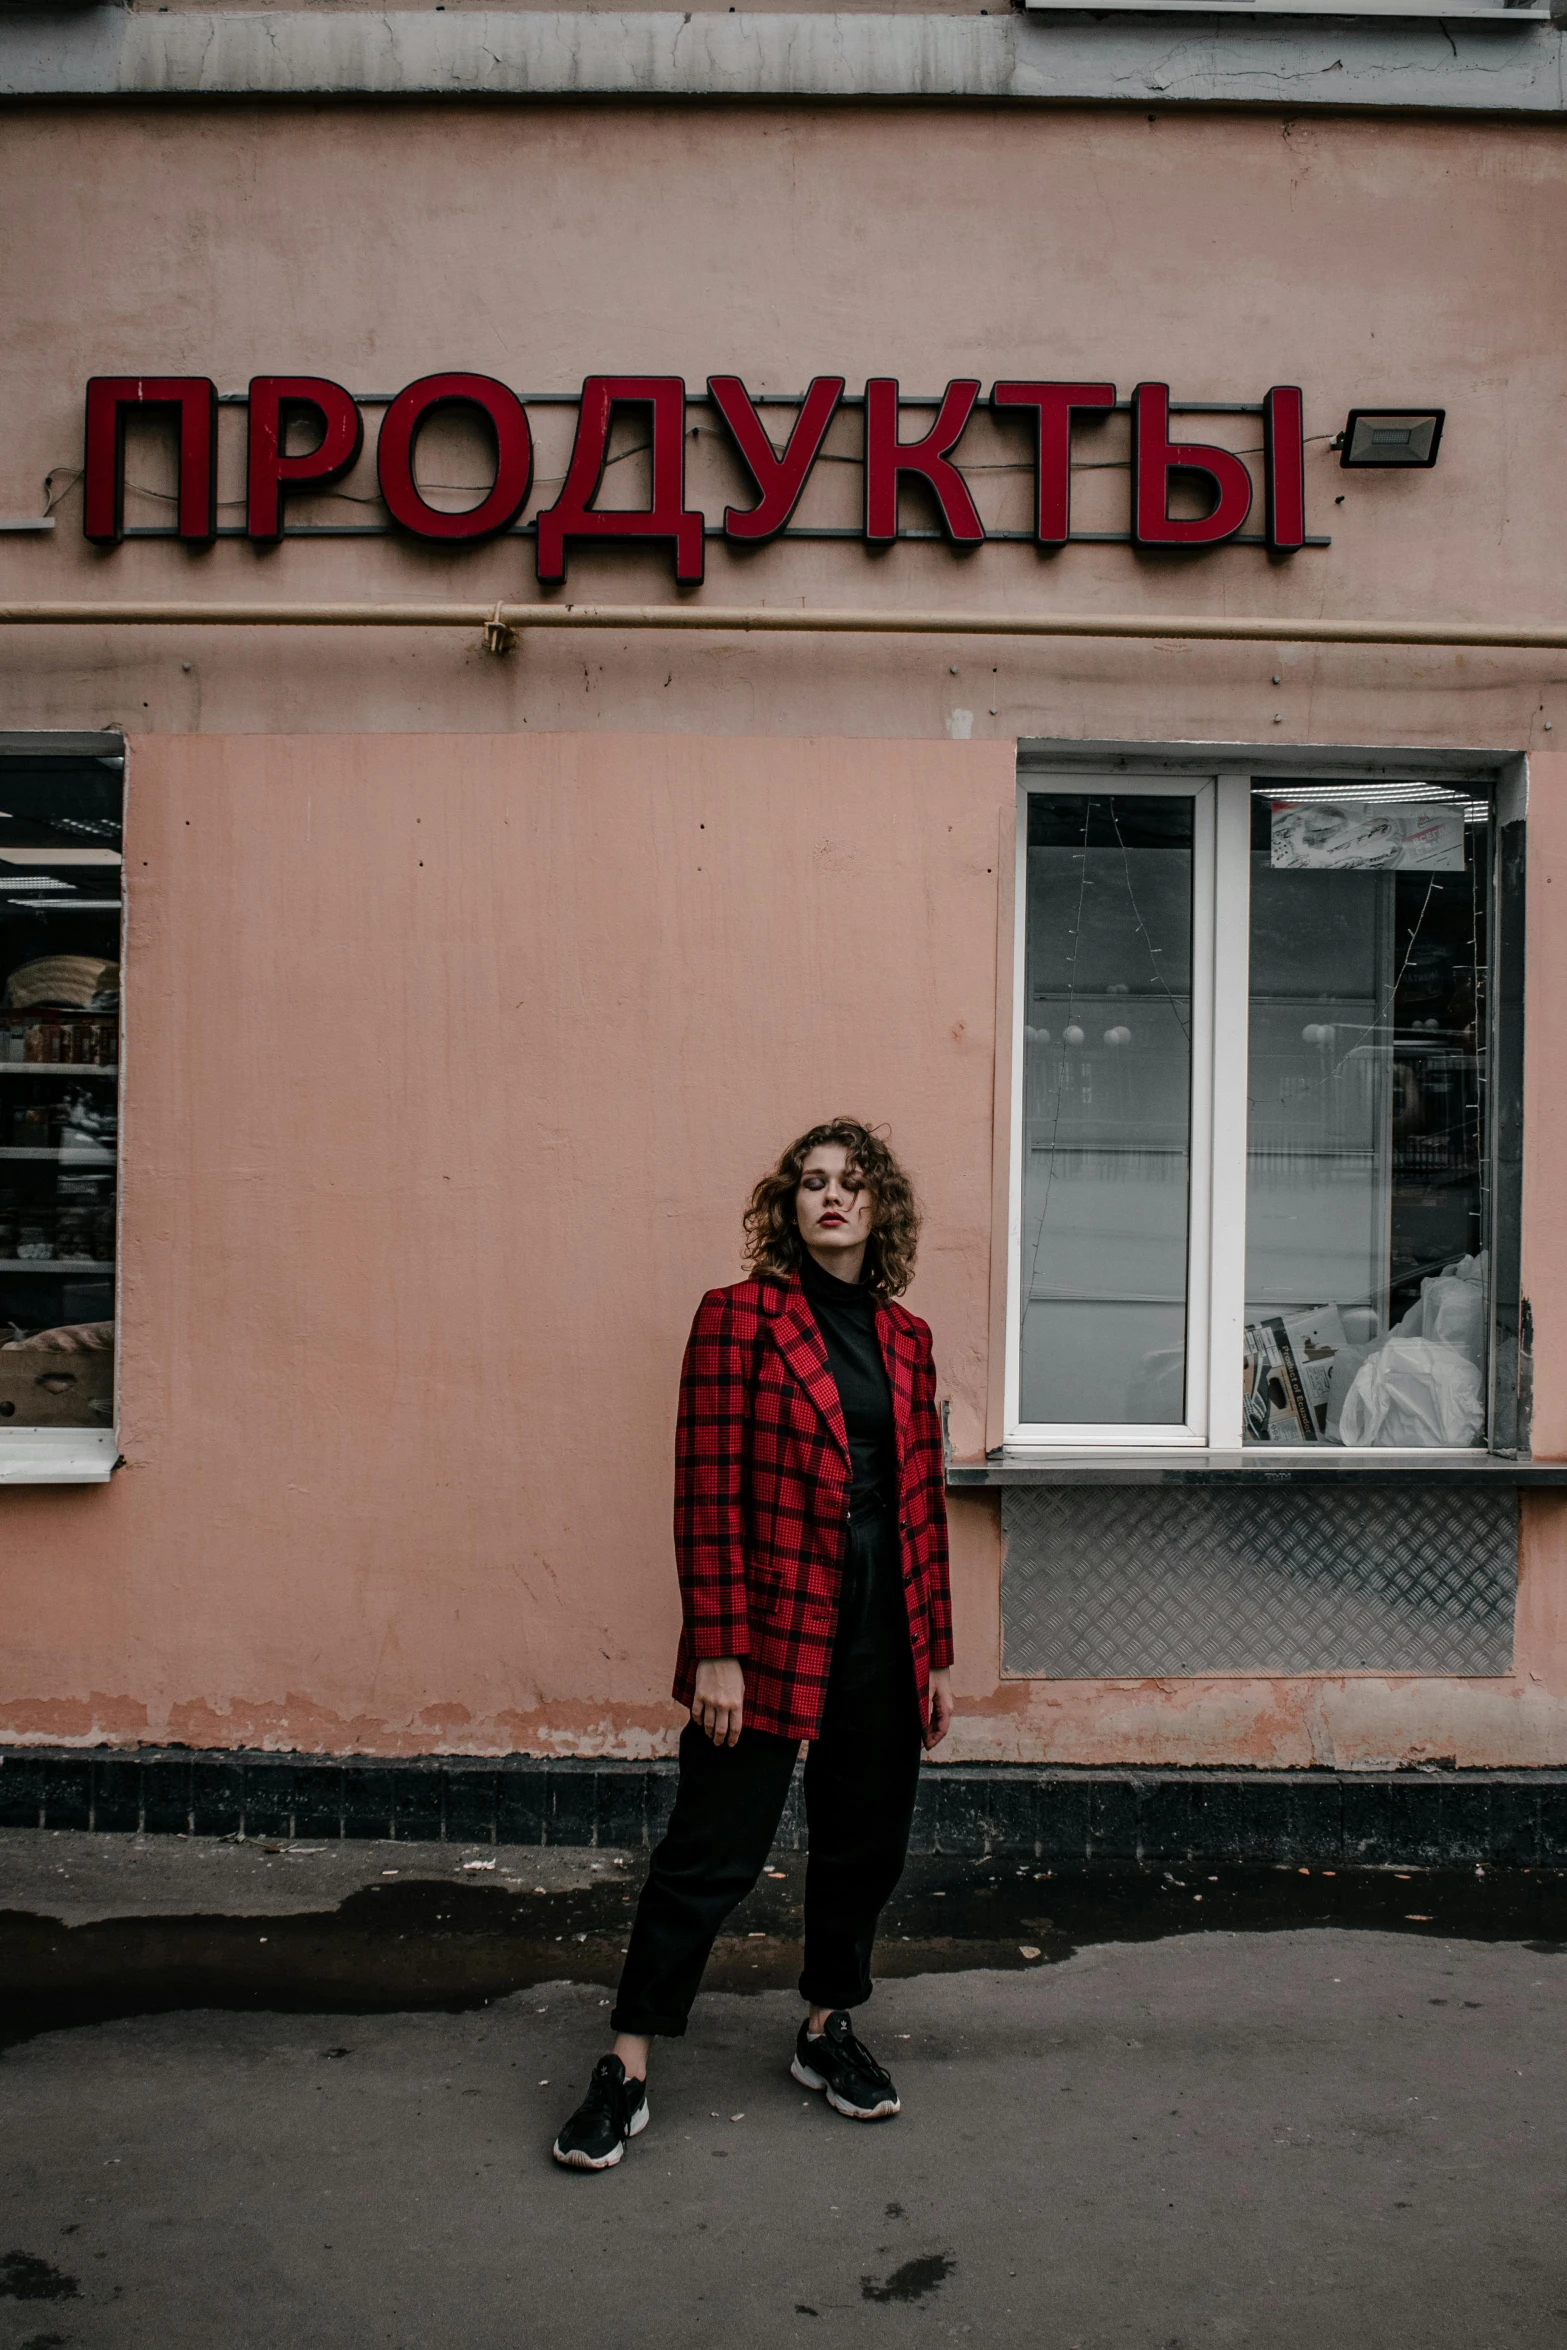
left=1003, top=761, right=1486, bottom=1456
left=1005, top=771, right=1231, bottom=1448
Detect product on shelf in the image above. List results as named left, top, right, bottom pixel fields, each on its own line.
left=2, top=956, right=119, bottom=1013
left=55, top=1206, right=95, bottom=1261
left=59, top=1092, right=115, bottom=1155
left=0, top=1321, right=115, bottom=1426
left=57, top=1171, right=112, bottom=1263
left=0, top=1010, right=117, bottom=1068
left=9, top=1102, right=50, bottom=1149
left=1, top=1320, right=114, bottom=1352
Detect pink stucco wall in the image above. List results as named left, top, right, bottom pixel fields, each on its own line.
left=0, top=726, right=1561, bottom=1770
left=0, top=101, right=1564, bottom=1764
left=0, top=731, right=1011, bottom=1757
left=0, top=103, right=1561, bottom=756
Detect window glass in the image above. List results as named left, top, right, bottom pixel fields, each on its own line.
left=1020, top=793, right=1194, bottom=1426
left=1243, top=784, right=1490, bottom=1448
left=0, top=755, right=121, bottom=1433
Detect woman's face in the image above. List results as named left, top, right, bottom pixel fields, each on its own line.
left=795, top=1144, right=876, bottom=1270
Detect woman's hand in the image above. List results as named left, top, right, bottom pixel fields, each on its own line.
left=692, top=1656, right=746, bottom=1748
left=924, top=1668, right=954, bottom=1750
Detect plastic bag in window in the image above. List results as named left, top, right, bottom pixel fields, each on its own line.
left=1421, top=1278, right=1485, bottom=1368
left=1391, top=1251, right=1487, bottom=1371
left=1323, top=1343, right=1372, bottom=1443
left=1336, top=1336, right=1484, bottom=1449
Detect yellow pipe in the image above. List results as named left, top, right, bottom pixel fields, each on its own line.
left=0, top=599, right=1564, bottom=649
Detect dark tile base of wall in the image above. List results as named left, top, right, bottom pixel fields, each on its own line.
left=3, top=1748, right=1566, bottom=1868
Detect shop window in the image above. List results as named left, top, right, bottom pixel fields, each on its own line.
left=1008, top=764, right=1514, bottom=1453
left=0, top=743, right=121, bottom=1478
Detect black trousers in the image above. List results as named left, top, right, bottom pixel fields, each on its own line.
left=611, top=1505, right=923, bottom=2038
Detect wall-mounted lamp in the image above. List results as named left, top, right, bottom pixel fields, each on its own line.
left=1336, top=409, right=1445, bottom=469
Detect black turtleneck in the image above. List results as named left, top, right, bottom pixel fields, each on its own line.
left=799, top=1248, right=896, bottom=1510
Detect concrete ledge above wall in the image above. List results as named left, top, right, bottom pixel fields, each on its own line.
left=4, top=1748, right=1566, bottom=1865
left=0, top=8, right=1561, bottom=113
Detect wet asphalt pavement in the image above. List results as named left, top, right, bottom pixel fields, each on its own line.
left=4, top=1831, right=1565, bottom=2047
left=2, top=1833, right=1565, bottom=2347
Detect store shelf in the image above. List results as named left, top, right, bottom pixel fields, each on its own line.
left=0, top=1259, right=114, bottom=1274
left=0, top=1065, right=117, bottom=1077
left=0, top=1148, right=115, bottom=1161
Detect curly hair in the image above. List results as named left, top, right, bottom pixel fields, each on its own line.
left=742, top=1119, right=921, bottom=1298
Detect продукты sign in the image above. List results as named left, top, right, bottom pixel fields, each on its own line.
left=77, top=372, right=1341, bottom=574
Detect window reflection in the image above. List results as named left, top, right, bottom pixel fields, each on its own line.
left=1020, top=795, right=1194, bottom=1426
left=1243, top=785, right=1489, bottom=1448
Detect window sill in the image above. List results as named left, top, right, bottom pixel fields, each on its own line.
left=1018, top=1, right=1552, bottom=18
left=0, top=1428, right=117, bottom=1483
left=948, top=1447, right=1567, bottom=1487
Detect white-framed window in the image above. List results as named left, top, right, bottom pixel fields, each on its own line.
left=0, top=734, right=121, bottom=1483
left=1005, top=758, right=1511, bottom=1455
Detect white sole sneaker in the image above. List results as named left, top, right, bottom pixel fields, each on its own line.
left=551, top=2098, right=650, bottom=2170
left=790, top=2055, right=900, bottom=2121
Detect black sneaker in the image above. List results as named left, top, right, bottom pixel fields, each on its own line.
left=791, top=2011, right=901, bottom=2121
left=551, top=2054, right=650, bottom=2170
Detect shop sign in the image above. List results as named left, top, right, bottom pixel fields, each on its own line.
left=81, top=372, right=1320, bottom=574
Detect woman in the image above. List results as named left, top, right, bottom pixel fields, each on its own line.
left=552, top=1118, right=954, bottom=2171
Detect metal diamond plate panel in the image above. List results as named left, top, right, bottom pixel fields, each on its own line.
left=1002, top=1484, right=1517, bottom=1678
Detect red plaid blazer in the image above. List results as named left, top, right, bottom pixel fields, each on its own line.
left=672, top=1272, right=953, bottom=1742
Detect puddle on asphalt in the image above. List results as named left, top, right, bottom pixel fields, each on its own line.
left=2, top=1856, right=1564, bottom=2050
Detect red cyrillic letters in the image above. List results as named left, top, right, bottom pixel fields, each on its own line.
left=863, top=379, right=984, bottom=547
left=376, top=374, right=533, bottom=543
left=708, top=376, right=844, bottom=543
left=990, top=381, right=1116, bottom=547
left=77, top=368, right=1321, bottom=562
left=247, top=377, right=363, bottom=541
left=83, top=376, right=218, bottom=545
left=1263, top=384, right=1306, bottom=554
left=536, top=378, right=705, bottom=584
left=1131, top=383, right=1253, bottom=547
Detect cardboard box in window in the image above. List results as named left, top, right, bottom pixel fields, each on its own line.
left=0, top=1346, right=114, bottom=1427
left=1243, top=1307, right=1349, bottom=1445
